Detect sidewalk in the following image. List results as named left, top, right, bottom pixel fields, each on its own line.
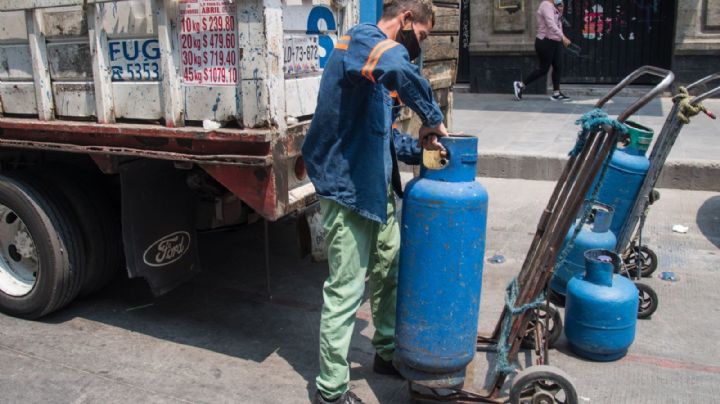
left=451, top=92, right=720, bottom=191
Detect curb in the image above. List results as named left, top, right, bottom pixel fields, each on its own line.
left=475, top=151, right=720, bottom=192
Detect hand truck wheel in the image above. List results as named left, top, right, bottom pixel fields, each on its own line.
left=509, top=365, right=578, bottom=404
left=521, top=303, right=563, bottom=350
left=636, top=282, right=658, bottom=319
left=623, top=246, right=658, bottom=278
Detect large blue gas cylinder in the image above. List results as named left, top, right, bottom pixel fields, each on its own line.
left=593, top=121, right=653, bottom=235
left=565, top=249, right=639, bottom=361
left=394, top=136, right=488, bottom=387
left=550, top=203, right=616, bottom=299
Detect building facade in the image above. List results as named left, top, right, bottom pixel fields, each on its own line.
left=463, top=0, right=720, bottom=93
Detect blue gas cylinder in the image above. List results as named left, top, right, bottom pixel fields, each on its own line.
left=394, top=136, right=488, bottom=387
left=594, top=121, right=653, bottom=235
left=565, top=249, right=639, bottom=361
left=550, top=204, right=616, bottom=299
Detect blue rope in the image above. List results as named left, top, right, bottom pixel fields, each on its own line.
left=494, top=277, right=545, bottom=375
left=569, top=108, right=628, bottom=157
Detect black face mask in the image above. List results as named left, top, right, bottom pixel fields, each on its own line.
left=396, top=25, right=421, bottom=61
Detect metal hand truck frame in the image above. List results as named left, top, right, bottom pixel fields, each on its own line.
left=607, top=73, right=720, bottom=319
left=407, top=66, right=674, bottom=404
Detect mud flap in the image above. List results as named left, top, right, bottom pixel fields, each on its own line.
left=119, top=159, right=201, bottom=295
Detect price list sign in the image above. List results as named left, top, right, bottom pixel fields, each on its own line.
left=178, top=0, right=238, bottom=86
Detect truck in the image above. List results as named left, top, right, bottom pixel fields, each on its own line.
left=0, top=0, right=460, bottom=319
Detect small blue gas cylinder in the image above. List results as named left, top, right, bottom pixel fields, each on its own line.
left=394, top=136, right=488, bottom=387
left=550, top=203, right=616, bottom=299
left=593, top=121, right=653, bottom=235
left=565, top=249, right=639, bottom=361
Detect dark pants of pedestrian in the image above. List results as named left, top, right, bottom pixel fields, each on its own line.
left=524, top=37, right=563, bottom=91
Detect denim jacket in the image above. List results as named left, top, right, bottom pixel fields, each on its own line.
left=302, top=24, right=444, bottom=223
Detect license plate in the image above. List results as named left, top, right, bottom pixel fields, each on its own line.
left=283, top=35, right=320, bottom=77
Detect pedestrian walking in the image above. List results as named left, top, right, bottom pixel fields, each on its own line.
left=300, top=0, right=448, bottom=403
left=513, top=0, right=572, bottom=101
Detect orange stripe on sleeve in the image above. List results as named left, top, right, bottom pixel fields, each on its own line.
left=335, top=43, right=348, bottom=50
left=364, top=41, right=399, bottom=82
left=361, top=39, right=398, bottom=82
left=389, top=90, right=403, bottom=105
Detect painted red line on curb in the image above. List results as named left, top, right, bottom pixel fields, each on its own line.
left=623, top=353, right=720, bottom=374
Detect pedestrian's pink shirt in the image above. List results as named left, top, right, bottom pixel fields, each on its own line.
left=536, top=1, right=563, bottom=41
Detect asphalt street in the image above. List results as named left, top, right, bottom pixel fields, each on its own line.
left=1, top=177, right=718, bottom=403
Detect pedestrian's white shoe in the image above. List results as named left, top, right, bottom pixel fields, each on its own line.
left=513, top=81, right=524, bottom=101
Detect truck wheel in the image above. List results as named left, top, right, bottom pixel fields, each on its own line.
left=0, top=172, right=86, bottom=319
left=30, top=165, right=122, bottom=295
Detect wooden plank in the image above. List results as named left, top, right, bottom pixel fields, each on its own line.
left=285, top=75, right=321, bottom=118
left=183, top=86, right=238, bottom=122
left=0, top=45, right=33, bottom=80
left=87, top=3, right=114, bottom=123
left=422, top=60, right=457, bottom=90
left=158, top=0, right=183, bottom=127
left=112, top=82, right=162, bottom=120
left=434, top=0, right=461, bottom=6
left=43, top=8, right=86, bottom=37
left=53, top=82, right=95, bottom=117
left=46, top=42, right=92, bottom=79
left=432, top=7, right=460, bottom=33
left=26, top=9, right=55, bottom=120
left=238, top=0, right=287, bottom=129
left=423, top=35, right=459, bottom=62
left=0, top=83, right=38, bottom=115
left=0, top=11, right=28, bottom=40
left=396, top=87, right=451, bottom=122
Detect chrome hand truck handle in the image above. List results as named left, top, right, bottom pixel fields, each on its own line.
left=594, top=66, right=675, bottom=123
left=687, top=73, right=720, bottom=106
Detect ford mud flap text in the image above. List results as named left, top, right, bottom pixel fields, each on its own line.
left=120, top=160, right=201, bottom=295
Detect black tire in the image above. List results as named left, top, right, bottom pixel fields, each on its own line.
left=623, top=245, right=658, bottom=278
left=521, top=303, right=563, bottom=350
left=0, top=172, right=86, bottom=319
left=636, top=282, right=658, bottom=319
left=29, top=165, right=123, bottom=295
left=510, top=365, right=578, bottom=404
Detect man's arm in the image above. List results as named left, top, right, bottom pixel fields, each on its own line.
left=345, top=37, right=444, bottom=128
left=393, top=127, right=422, bottom=165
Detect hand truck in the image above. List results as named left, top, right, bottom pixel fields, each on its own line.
left=407, top=66, right=674, bottom=403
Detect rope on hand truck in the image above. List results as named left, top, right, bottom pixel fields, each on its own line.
left=494, top=277, right=546, bottom=375
left=494, top=109, right=626, bottom=376
left=673, top=86, right=715, bottom=124
left=569, top=108, right=628, bottom=157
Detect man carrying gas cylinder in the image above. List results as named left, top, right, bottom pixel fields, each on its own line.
left=301, top=0, right=448, bottom=403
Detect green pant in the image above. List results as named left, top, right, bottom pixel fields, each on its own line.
left=316, top=194, right=400, bottom=399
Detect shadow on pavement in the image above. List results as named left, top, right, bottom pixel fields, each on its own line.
left=696, top=195, right=720, bottom=249
left=41, top=218, right=406, bottom=403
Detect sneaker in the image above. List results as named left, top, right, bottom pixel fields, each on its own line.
left=550, top=92, right=571, bottom=101
left=372, top=353, right=402, bottom=377
left=513, top=81, right=524, bottom=100
left=314, top=390, right=364, bottom=404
